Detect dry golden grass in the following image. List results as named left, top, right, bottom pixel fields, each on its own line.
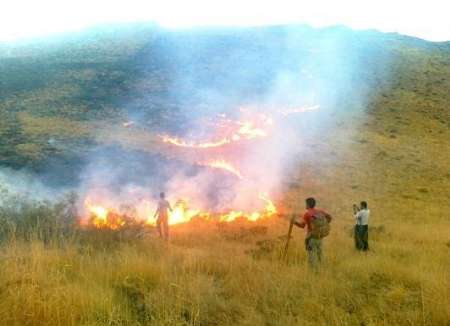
left=0, top=214, right=448, bottom=325
left=1, top=24, right=449, bottom=325
left=2, top=102, right=449, bottom=325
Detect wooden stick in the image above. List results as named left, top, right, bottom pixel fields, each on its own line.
left=282, top=215, right=296, bottom=259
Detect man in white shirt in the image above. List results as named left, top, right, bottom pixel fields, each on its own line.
left=354, top=201, right=370, bottom=251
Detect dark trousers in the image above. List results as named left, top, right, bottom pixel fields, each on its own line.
left=354, top=225, right=369, bottom=251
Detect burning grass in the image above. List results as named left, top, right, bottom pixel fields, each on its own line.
left=0, top=169, right=449, bottom=326
left=80, top=109, right=285, bottom=230
left=1, top=101, right=448, bottom=324
left=83, top=192, right=278, bottom=229
left=1, top=23, right=450, bottom=325
left=159, top=111, right=272, bottom=150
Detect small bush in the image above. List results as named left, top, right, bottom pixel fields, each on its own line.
left=0, top=185, right=78, bottom=244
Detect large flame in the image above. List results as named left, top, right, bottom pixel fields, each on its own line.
left=85, top=200, right=126, bottom=229
left=81, top=106, right=317, bottom=230
left=84, top=194, right=277, bottom=229
left=162, top=199, right=201, bottom=225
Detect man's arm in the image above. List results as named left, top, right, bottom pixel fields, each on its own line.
left=294, top=220, right=306, bottom=228
left=324, top=211, right=332, bottom=223
left=354, top=211, right=362, bottom=223
left=294, top=213, right=307, bottom=228
left=153, top=203, right=160, bottom=218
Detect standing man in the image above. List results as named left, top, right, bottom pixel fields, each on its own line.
left=154, top=192, right=172, bottom=241
left=294, top=197, right=332, bottom=269
left=354, top=201, right=370, bottom=251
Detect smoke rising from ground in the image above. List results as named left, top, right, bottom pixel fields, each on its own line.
left=77, top=25, right=390, bottom=217
left=1, top=24, right=394, bottom=219
left=0, top=168, right=61, bottom=203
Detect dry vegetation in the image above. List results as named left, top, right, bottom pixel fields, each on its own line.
left=1, top=114, right=449, bottom=325
left=0, top=214, right=448, bottom=325
left=0, top=24, right=449, bottom=325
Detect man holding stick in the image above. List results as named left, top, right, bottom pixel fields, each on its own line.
left=293, top=197, right=332, bottom=269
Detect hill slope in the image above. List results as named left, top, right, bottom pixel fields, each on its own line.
left=0, top=24, right=449, bottom=325
left=0, top=23, right=449, bottom=210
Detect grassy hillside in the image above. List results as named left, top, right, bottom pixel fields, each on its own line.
left=0, top=24, right=449, bottom=325
left=0, top=202, right=448, bottom=325
left=1, top=24, right=449, bottom=176
left=3, top=24, right=448, bottom=214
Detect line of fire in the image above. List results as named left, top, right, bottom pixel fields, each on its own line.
left=80, top=105, right=319, bottom=230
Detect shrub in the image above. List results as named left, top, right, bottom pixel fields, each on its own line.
left=0, top=185, right=78, bottom=244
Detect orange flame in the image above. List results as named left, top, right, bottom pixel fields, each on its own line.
left=160, top=115, right=271, bottom=149
left=85, top=200, right=126, bottom=229
left=83, top=194, right=277, bottom=229
left=199, top=159, right=243, bottom=179
left=218, top=193, right=277, bottom=222
left=236, top=121, right=267, bottom=139
left=159, top=135, right=231, bottom=148
left=82, top=106, right=319, bottom=230
left=161, top=199, right=201, bottom=225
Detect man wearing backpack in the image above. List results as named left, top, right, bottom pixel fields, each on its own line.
left=294, top=197, right=332, bottom=269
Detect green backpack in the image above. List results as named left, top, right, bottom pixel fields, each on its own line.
left=310, top=211, right=330, bottom=239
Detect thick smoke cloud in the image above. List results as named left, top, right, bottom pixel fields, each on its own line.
left=119, top=27, right=380, bottom=210
left=78, top=25, right=392, bottom=218
left=1, top=24, right=393, bottom=220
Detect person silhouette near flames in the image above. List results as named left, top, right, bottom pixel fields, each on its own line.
left=154, top=192, right=172, bottom=241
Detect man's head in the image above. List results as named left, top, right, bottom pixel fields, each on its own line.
left=306, top=197, right=316, bottom=209
left=360, top=201, right=368, bottom=209
left=160, top=192, right=165, bottom=199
